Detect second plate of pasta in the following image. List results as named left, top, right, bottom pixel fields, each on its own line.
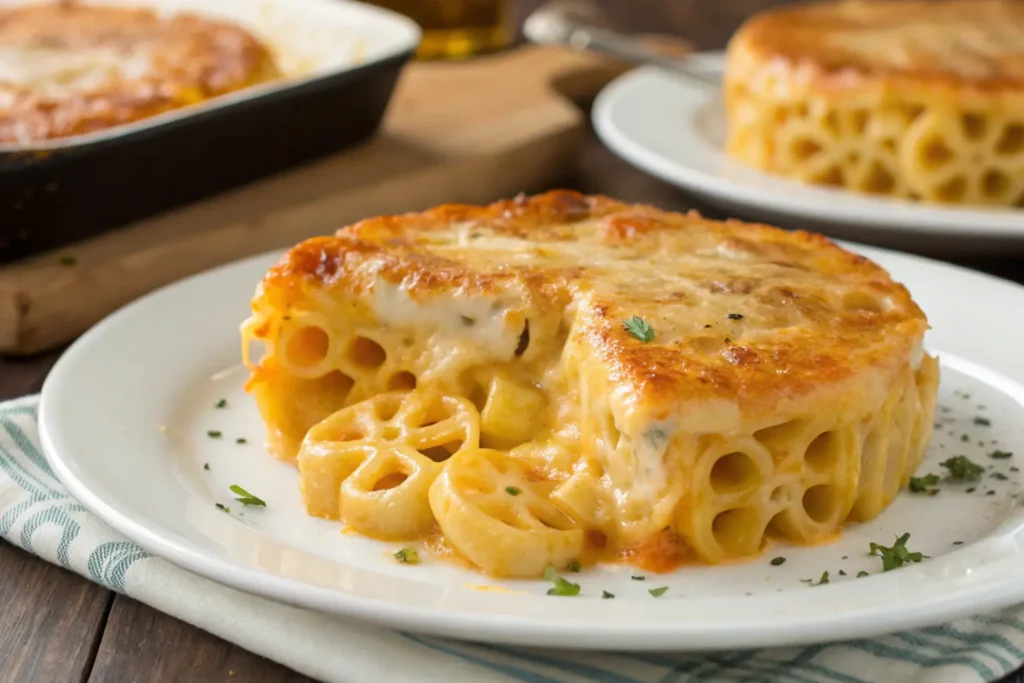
left=36, top=240, right=1024, bottom=651
left=592, top=54, right=1024, bottom=253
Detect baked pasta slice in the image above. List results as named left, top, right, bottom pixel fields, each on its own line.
left=0, top=3, right=280, bottom=144
left=724, top=0, right=1024, bottom=206
left=242, top=190, right=939, bottom=577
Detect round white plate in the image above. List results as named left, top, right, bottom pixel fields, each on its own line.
left=592, top=53, right=1024, bottom=253
left=39, top=245, right=1024, bottom=651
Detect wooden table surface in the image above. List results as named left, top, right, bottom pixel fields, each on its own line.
left=3, top=1, right=1024, bottom=681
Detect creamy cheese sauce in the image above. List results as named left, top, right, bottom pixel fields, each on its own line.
left=371, top=282, right=519, bottom=359
left=0, top=46, right=155, bottom=97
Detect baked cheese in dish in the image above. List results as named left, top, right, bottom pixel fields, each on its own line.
left=0, top=3, right=280, bottom=144
left=242, top=190, right=939, bottom=578
left=724, top=0, right=1024, bottom=206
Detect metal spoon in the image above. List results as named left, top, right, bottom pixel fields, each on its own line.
left=523, top=0, right=721, bottom=87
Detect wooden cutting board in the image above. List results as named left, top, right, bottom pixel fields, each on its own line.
left=0, top=46, right=625, bottom=355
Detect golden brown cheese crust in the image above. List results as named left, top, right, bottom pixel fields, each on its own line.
left=0, top=3, right=280, bottom=144
left=253, top=190, right=927, bottom=424
left=729, top=0, right=1024, bottom=93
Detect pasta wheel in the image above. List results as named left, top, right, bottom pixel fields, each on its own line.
left=429, top=449, right=585, bottom=577
left=297, top=389, right=479, bottom=523
left=340, top=445, right=440, bottom=539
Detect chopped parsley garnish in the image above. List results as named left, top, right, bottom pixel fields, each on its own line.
left=215, top=399, right=227, bottom=408
left=727, top=313, right=744, bottom=320
left=812, top=571, right=829, bottom=586
left=987, top=490, right=996, bottom=496
left=207, top=430, right=222, bottom=438
left=857, top=571, right=869, bottom=578
left=649, top=586, right=669, bottom=597
left=941, top=455, right=984, bottom=482
left=990, top=450, right=1014, bottom=460
left=869, top=533, right=923, bottom=572
left=602, top=590, right=615, bottom=599
left=229, top=484, right=266, bottom=507
left=236, top=438, right=247, bottom=444
left=991, top=472, right=1009, bottom=481
left=838, top=569, right=847, bottom=576
left=1011, top=466, right=1019, bottom=472
left=59, top=254, right=77, bottom=266
left=505, top=486, right=521, bottom=496
left=393, top=547, right=419, bottom=564
left=908, top=473, right=940, bottom=493
left=770, top=556, right=786, bottom=566
left=630, top=575, right=646, bottom=581
left=953, top=541, right=964, bottom=545
left=215, top=503, right=230, bottom=513
left=566, top=559, right=581, bottom=573
left=960, top=434, right=970, bottom=442
left=544, top=566, right=580, bottom=596
left=841, top=555, right=848, bottom=560
left=966, top=487, right=976, bottom=493
left=203, top=463, right=210, bottom=471
left=974, top=416, right=991, bottom=427
left=623, top=316, right=655, bottom=343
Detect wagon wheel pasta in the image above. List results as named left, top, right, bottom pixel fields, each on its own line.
left=244, top=190, right=939, bottom=577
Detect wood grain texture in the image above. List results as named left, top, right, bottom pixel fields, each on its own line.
left=0, top=543, right=111, bottom=683
left=88, top=597, right=314, bottom=683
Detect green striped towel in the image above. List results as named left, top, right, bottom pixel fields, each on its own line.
left=3, top=394, right=1023, bottom=683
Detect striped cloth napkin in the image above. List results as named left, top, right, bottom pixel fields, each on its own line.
left=3, top=393, right=1023, bottom=683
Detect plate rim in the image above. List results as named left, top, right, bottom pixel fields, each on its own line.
left=36, top=246, right=1024, bottom=651
left=591, top=55, right=1024, bottom=241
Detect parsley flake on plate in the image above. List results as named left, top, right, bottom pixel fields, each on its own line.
left=215, top=399, right=227, bottom=409
left=393, top=547, right=419, bottom=565
left=544, top=566, right=581, bottom=596
left=649, top=586, right=669, bottom=597
left=990, top=450, right=1014, bottom=460
left=631, top=575, right=646, bottom=581
left=770, top=557, right=786, bottom=566
left=505, top=486, right=521, bottom=496
left=869, top=533, right=923, bottom=572
left=566, top=559, right=581, bottom=573
left=908, top=473, right=940, bottom=493
left=602, top=590, right=615, bottom=599
left=974, top=416, right=991, bottom=427
left=812, top=571, right=829, bottom=586
left=623, top=316, right=655, bottom=343
left=229, top=484, right=266, bottom=507
left=203, top=463, right=210, bottom=471
left=727, top=313, right=744, bottom=320
left=207, top=430, right=222, bottom=438
left=941, top=455, right=984, bottom=482
left=857, top=571, right=869, bottom=578
left=215, top=503, right=230, bottom=513
left=236, top=437, right=247, bottom=444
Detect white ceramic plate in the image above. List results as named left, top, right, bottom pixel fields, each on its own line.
left=39, top=245, right=1024, bottom=651
left=592, top=53, right=1024, bottom=253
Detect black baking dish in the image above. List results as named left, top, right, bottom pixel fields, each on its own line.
left=0, top=0, right=421, bottom=265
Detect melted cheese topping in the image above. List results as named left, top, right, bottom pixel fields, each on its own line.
left=733, top=0, right=1024, bottom=84
left=0, top=3, right=280, bottom=144
left=243, top=191, right=938, bottom=577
